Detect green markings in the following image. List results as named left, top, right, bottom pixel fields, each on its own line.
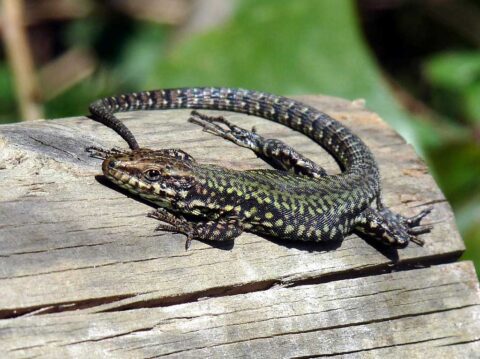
left=297, top=224, right=306, bottom=236
left=262, top=221, right=273, bottom=228
left=298, top=203, right=305, bottom=215
left=306, top=226, right=316, bottom=237
left=243, top=206, right=258, bottom=218
left=330, top=227, right=337, bottom=239
left=285, top=225, right=294, bottom=234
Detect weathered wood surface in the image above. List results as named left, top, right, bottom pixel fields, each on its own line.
left=0, top=94, right=476, bottom=357
left=1, top=262, right=479, bottom=358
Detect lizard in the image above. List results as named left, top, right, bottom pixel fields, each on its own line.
left=86, top=87, right=432, bottom=250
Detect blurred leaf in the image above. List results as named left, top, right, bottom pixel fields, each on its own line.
left=464, top=81, right=480, bottom=123
left=427, top=137, right=480, bottom=274
left=424, top=51, right=480, bottom=125
left=424, top=51, right=480, bottom=90
left=458, top=194, right=480, bottom=275
left=0, top=63, right=17, bottom=124
left=65, top=17, right=104, bottom=49
left=115, top=23, right=169, bottom=87
left=49, top=18, right=170, bottom=117
left=45, top=69, right=118, bottom=118
left=429, top=140, right=480, bottom=204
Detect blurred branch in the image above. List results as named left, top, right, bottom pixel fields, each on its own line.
left=0, top=0, right=92, bottom=36
left=172, top=0, right=235, bottom=45
left=1, top=0, right=43, bottom=121
left=25, top=0, right=92, bottom=25
left=112, top=0, right=191, bottom=25
left=39, top=48, right=97, bottom=101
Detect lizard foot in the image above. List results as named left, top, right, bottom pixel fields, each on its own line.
left=356, top=206, right=433, bottom=248
left=148, top=208, right=245, bottom=250
left=148, top=209, right=196, bottom=250
left=188, top=110, right=261, bottom=150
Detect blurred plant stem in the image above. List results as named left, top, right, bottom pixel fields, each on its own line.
left=39, top=47, right=96, bottom=101
left=1, top=0, right=43, bottom=121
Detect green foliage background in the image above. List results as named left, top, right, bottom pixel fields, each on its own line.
left=1, top=0, right=478, bottom=271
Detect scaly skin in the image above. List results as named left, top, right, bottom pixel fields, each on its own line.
left=87, top=87, right=432, bottom=249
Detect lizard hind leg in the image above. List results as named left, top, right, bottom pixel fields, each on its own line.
left=355, top=206, right=433, bottom=248
left=188, top=110, right=327, bottom=178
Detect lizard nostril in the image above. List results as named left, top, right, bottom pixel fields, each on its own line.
left=108, top=160, right=116, bottom=168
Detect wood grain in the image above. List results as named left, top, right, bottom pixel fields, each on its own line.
left=1, top=262, right=478, bottom=358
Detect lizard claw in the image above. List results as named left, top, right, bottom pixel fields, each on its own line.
left=185, top=237, right=193, bottom=250
left=405, top=206, right=433, bottom=228
left=148, top=209, right=196, bottom=250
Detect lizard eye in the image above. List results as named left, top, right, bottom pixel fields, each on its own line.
left=144, top=169, right=161, bottom=182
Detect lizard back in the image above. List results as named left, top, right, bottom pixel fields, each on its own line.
left=88, top=87, right=431, bottom=248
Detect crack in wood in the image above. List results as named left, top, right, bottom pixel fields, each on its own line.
left=439, top=338, right=480, bottom=347
left=0, top=251, right=464, bottom=319
left=143, top=306, right=471, bottom=357
left=59, top=326, right=157, bottom=347
left=0, top=294, right=136, bottom=319
left=27, top=134, right=83, bottom=161
left=292, top=336, right=455, bottom=358
left=0, top=241, right=116, bottom=258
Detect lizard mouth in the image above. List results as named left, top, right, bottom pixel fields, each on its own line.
left=101, top=157, right=178, bottom=202
left=102, top=158, right=144, bottom=193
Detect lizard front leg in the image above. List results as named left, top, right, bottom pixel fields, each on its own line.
left=148, top=209, right=244, bottom=250
left=188, top=110, right=327, bottom=179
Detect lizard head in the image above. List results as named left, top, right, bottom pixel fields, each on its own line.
left=102, top=148, right=198, bottom=207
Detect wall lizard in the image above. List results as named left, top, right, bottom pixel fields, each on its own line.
left=87, top=87, right=432, bottom=250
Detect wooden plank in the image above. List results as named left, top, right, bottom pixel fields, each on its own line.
left=0, top=95, right=463, bottom=315
left=1, top=262, right=478, bottom=358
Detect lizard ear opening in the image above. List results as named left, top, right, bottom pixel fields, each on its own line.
left=164, top=174, right=195, bottom=190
